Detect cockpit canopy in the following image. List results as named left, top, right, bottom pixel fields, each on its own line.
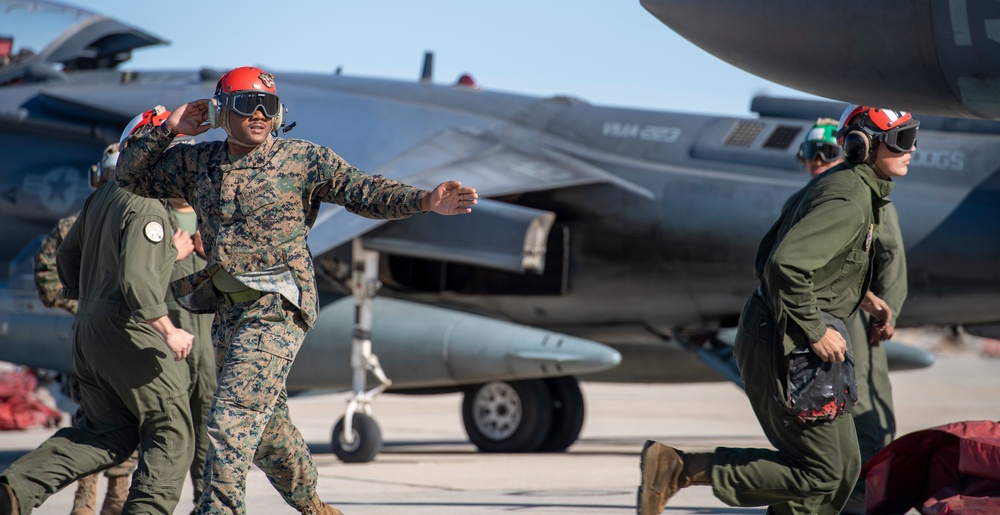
left=0, top=0, right=166, bottom=84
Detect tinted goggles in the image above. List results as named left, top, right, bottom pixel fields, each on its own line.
left=875, top=121, right=919, bottom=153
left=800, top=142, right=845, bottom=163
left=219, top=91, right=281, bottom=118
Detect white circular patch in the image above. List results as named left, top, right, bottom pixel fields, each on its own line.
left=144, top=221, right=164, bottom=243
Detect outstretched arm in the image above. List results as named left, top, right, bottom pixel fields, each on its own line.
left=420, top=181, right=478, bottom=215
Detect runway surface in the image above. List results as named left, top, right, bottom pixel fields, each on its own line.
left=1, top=331, right=997, bottom=514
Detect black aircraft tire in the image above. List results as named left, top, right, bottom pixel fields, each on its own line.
left=462, top=380, right=553, bottom=453
left=537, top=376, right=585, bottom=452
left=332, top=412, right=382, bottom=463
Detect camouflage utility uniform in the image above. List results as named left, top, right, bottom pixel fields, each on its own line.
left=117, top=127, right=427, bottom=514
left=166, top=204, right=218, bottom=505
left=34, top=213, right=80, bottom=315
left=1, top=181, right=193, bottom=514
left=718, top=162, right=894, bottom=514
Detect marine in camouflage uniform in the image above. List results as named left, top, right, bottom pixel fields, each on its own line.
left=0, top=177, right=194, bottom=515
left=34, top=213, right=80, bottom=315
left=115, top=67, right=477, bottom=515
left=165, top=200, right=217, bottom=507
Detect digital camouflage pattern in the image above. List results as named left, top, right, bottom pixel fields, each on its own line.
left=33, top=213, right=79, bottom=315
left=117, top=130, right=427, bottom=329
left=117, top=127, right=428, bottom=513
left=200, top=293, right=317, bottom=513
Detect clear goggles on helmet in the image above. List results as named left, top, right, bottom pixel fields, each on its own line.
left=218, top=91, right=281, bottom=118
left=874, top=120, right=919, bottom=154
left=800, top=141, right=845, bottom=163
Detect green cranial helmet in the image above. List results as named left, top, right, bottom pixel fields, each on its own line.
left=797, top=117, right=845, bottom=164
left=804, top=117, right=840, bottom=145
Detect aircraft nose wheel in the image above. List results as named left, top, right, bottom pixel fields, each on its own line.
left=332, top=412, right=382, bottom=463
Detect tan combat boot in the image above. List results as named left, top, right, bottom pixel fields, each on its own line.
left=637, top=440, right=713, bottom=515
left=0, top=481, right=19, bottom=515
left=70, top=473, right=100, bottom=515
left=99, top=475, right=129, bottom=515
left=301, top=493, right=345, bottom=515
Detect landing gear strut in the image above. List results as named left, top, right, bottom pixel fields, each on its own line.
left=331, top=238, right=392, bottom=463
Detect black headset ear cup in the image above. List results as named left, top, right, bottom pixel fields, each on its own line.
left=843, top=130, right=871, bottom=163
left=208, top=98, right=220, bottom=129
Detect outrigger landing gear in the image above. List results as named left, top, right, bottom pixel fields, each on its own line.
left=331, top=238, right=392, bottom=463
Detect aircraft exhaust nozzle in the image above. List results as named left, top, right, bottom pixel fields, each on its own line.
left=287, top=297, right=621, bottom=391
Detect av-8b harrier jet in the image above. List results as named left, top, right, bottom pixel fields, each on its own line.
left=641, top=0, right=1000, bottom=120
left=1, top=1, right=995, bottom=463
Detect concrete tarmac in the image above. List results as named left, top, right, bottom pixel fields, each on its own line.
left=1, top=335, right=998, bottom=514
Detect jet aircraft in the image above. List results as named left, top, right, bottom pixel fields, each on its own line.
left=0, top=1, right=992, bottom=463
left=640, top=0, right=1000, bottom=120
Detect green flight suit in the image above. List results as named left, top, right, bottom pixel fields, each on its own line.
left=713, top=163, right=894, bottom=514
left=33, top=211, right=140, bottom=480
left=0, top=182, right=193, bottom=515
left=117, top=125, right=427, bottom=514
left=165, top=205, right=217, bottom=505
left=845, top=202, right=905, bottom=509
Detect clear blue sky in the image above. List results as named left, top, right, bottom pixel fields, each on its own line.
left=78, top=1, right=824, bottom=118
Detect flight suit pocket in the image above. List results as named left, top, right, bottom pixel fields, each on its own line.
left=733, top=295, right=783, bottom=400
left=830, top=249, right=869, bottom=294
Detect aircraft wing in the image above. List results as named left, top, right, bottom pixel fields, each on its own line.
left=308, top=126, right=645, bottom=272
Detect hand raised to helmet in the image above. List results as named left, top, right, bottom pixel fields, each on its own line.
left=165, top=100, right=213, bottom=136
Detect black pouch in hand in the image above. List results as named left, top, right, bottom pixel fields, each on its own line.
left=784, top=312, right=858, bottom=424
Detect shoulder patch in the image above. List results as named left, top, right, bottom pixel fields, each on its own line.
left=144, top=221, right=165, bottom=243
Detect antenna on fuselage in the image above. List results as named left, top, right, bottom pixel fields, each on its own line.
left=420, top=51, right=433, bottom=83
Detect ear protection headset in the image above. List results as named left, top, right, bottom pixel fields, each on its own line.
left=841, top=125, right=872, bottom=164
left=837, top=105, right=916, bottom=164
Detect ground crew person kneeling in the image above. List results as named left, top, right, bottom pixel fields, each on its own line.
left=0, top=122, right=196, bottom=514
left=637, top=105, right=920, bottom=514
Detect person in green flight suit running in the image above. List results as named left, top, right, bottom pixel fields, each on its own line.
left=793, top=116, right=908, bottom=514
left=637, top=105, right=919, bottom=515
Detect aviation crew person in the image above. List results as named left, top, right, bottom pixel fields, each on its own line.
left=0, top=120, right=196, bottom=514
left=795, top=117, right=908, bottom=514
left=118, top=107, right=220, bottom=511
left=637, top=105, right=919, bottom=515
left=163, top=197, right=217, bottom=510
left=31, top=146, right=140, bottom=515
left=796, top=117, right=846, bottom=178
left=114, top=66, right=478, bottom=515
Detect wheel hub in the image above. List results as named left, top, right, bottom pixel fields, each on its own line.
left=472, top=382, right=523, bottom=440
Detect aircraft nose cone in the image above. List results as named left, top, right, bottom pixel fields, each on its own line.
left=506, top=333, right=623, bottom=377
